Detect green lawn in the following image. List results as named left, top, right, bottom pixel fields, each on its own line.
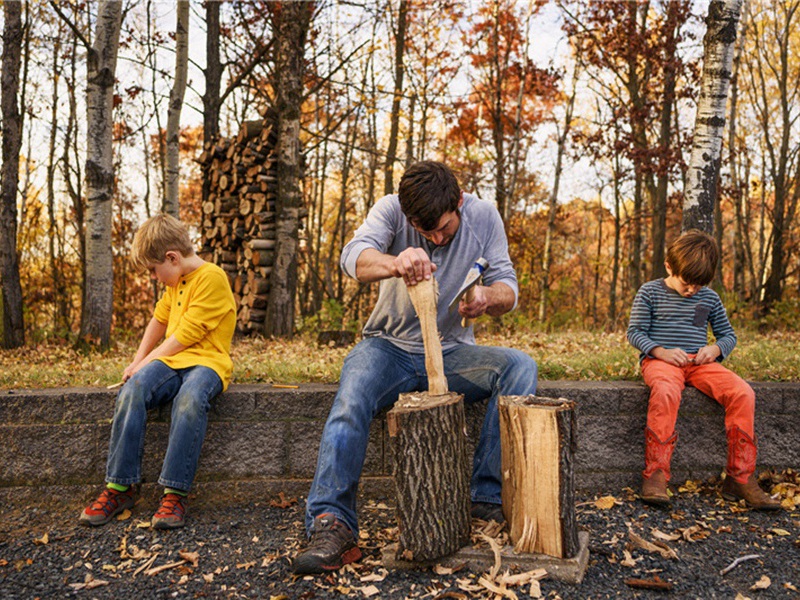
left=1, top=326, right=797, bottom=390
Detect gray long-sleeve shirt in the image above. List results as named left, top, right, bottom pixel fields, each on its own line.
left=341, top=192, right=518, bottom=353
left=627, top=279, right=737, bottom=363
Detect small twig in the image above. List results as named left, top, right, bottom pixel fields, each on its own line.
left=145, top=559, right=187, bottom=576
left=107, top=381, right=124, bottom=390
left=132, top=553, right=159, bottom=578
left=720, top=554, right=761, bottom=576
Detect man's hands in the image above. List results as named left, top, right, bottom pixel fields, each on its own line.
left=458, top=284, right=489, bottom=320
left=651, top=344, right=720, bottom=367
left=391, top=247, right=437, bottom=286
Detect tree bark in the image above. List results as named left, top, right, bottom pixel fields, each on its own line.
left=387, top=391, right=470, bottom=562
left=202, top=0, right=221, bottom=206
left=0, top=0, right=25, bottom=348
left=264, top=1, right=314, bottom=338
left=499, top=395, right=578, bottom=559
left=79, top=0, right=122, bottom=349
left=682, top=0, right=743, bottom=233
left=163, top=0, right=189, bottom=217
left=384, top=0, right=408, bottom=195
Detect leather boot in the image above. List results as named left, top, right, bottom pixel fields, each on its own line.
left=723, top=426, right=780, bottom=511
left=641, top=428, right=677, bottom=507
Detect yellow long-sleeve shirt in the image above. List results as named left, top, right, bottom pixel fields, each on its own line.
left=153, top=262, right=236, bottom=390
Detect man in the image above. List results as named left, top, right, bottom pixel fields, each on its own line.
left=292, top=161, right=538, bottom=574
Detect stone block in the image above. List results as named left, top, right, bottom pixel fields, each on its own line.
left=201, top=421, right=288, bottom=479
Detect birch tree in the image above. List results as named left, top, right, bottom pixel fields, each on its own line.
left=264, top=0, right=314, bottom=338
left=1, top=0, right=25, bottom=348
left=163, top=0, right=189, bottom=217
left=682, top=0, right=744, bottom=233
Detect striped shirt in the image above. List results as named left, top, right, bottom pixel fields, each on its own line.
left=627, top=279, right=737, bottom=363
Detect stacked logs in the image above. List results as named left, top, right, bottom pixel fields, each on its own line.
left=197, top=115, right=278, bottom=334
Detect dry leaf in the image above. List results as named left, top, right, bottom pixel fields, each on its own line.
left=358, top=585, right=380, bottom=597
left=621, top=549, right=638, bottom=568
left=360, top=568, right=388, bottom=582
left=750, top=575, right=771, bottom=590
left=628, top=530, right=679, bottom=560
left=135, top=520, right=151, bottom=529
left=594, top=495, right=618, bottom=510
left=33, top=533, right=49, bottom=546
left=735, top=594, right=752, bottom=600
left=202, top=573, right=214, bottom=583
left=784, top=583, right=798, bottom=591
left=179, top=550, right=199, bottom=567
left=269, top=491, right=298, bottom=509
left=116, top=509, right=132, bottom=521
left=236, top=560, right=256, bottom=570
left=178, top=574, right=189, bottom=585
left=769, top=528, right=791, bottom=536
left=651, top=528, right=681, bottom=542
left=680, top=524, right=711, bottom=542
left=434, top=564, right=455, bottom=575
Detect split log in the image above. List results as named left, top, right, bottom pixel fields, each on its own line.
left=406, top=278, right=447, bottom=395
left=387, top=392, right=470, bottom=562
left=498, top=395, right=578, bottom=558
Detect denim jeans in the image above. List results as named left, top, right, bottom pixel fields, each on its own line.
left=305, top=337, right=538, bottom=536
left=105, top=361, right=222, bottom=491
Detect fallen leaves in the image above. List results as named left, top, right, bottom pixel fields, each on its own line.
left=270, top=491, right=298, bottom=509
left=594, top=495, right=620, bottom=510
left=33, top=532, right=49, bottom=546
left=750, top=574, right=771, bottom=590
left=68, top=574, right=109, bottom=591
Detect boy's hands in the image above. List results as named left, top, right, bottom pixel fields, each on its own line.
left=693, top=344, right=721, bottom=365
left=651, top=347, right=692, bottom=366
left=651, top=345, right=721, bottom=366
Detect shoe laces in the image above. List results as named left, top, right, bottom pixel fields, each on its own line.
left=308, top=515, right=353, bottom=554
left=90, top=488, right=127, bottom=515
left=155, top=493, right=186, bottom=518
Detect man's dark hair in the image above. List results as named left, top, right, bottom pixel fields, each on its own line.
left=666, top=229, right=719, bottom=286
left=398, top=161, right=461, bottom=231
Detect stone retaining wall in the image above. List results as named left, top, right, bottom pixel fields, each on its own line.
left=2, top=382, right=797, bottom=493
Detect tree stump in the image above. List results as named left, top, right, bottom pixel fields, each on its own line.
left=499, top=395, right=578, bottom=558
left=388, top=392, right=470, bottom=562
left=386, top=276, right=470, bottom=561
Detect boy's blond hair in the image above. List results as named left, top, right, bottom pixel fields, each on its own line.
left=131, top=213, right=194, bottom=271
left=666, top=229, right=718, bottom=286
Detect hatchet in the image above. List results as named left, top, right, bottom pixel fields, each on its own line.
left=448, top=257, right=489, bottom=328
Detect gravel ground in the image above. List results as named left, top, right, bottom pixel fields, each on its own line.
left=1, top=474, right=798, bottom=600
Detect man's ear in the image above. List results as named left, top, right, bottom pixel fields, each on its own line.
left=664, top=261, right=673, bottom=276
left=457, top=191, right=464, bottom=209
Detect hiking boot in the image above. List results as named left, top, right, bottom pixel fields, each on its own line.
left=292, top=513, right=362, bottom=574
left=722, top=474, right=780, bottom=511
left=80, top=486, right=138, bottom=526
left=641, top=469, right=671, bottom=507
left=151, top=493, right=188, bottom=529
left=471, top=502, right=505, bottom=524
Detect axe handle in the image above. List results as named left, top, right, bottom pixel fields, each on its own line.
left=461, top=285, right=476, bottom=328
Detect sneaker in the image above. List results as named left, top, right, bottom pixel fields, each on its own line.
left=471, top=501, right=505, bottom=524
left=292, top=513, right=362, bottom=574
left=151, top=493, right=188, bottom=529
left=80, top=486, right=138, bottom=527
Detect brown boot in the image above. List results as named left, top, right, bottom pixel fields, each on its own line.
left=641, top=428, right=677, bottom=507
left=723, top=426, right=779, bottom=510
left=722, top=474, right=780, bottom=510
left=642, top=469, right=670, bottom=506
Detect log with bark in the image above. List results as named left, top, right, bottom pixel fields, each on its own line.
left=498, top=395, right=578, bottom=558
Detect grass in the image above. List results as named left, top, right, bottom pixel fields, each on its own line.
left=1, top=325, right=798, bottom=390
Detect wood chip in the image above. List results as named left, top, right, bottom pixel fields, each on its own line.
left=624, top=575, right=673, bottom=590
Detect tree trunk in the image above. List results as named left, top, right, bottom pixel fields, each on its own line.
left=79, top=0, right=122, bottom=349
left=0, top=0, right=24, bottom=348
left=383, top=0, right=408, bottom=195
left=202, top=0, right=221, bottom=206
left=387, top=391, right=470, bottom=562
left=499, top=395, right=578, bottom=559
left=682, top=0, right=743, bottom=233
left=264, top=1, right=314, bottom=338
left=163, top=0, right=189, bottom=217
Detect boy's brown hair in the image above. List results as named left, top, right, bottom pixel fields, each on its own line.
left=131, top=213, right=194, bottom=271
left=666, top=229, right=718, bottom=286
left=398, top=161, right=461, bottom=231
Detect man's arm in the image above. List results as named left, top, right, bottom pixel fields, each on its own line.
left=355, top=247, right=437, bottom=286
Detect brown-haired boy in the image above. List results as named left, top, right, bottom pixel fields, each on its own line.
left=627, top=230, right=778, bottom=510
left=80, top=213, right=237, bottom=528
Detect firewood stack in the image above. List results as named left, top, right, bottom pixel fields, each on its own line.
left=197, top=113, right=278, bottom=334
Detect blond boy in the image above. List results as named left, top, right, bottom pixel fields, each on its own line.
left=80, top=214, right=236, bottom=528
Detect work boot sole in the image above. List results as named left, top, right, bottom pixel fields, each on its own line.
left=641, top=494, right=671, bottom=507
left=152, top=516, right=186, bottom=529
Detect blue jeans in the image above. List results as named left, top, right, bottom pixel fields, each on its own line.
left=105, top=361, right=222, bottom=491
left=305, top=337, right=538, bottom=536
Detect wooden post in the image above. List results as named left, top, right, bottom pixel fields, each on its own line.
left=387, top=277, right=470, bottom=561
left=499, top=395, right=578, bottom=558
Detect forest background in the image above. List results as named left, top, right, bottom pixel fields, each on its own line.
left=1, top=0, right=799, bottom=387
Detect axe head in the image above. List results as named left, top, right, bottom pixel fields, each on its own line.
left=448, top=258, right=489, bottom=311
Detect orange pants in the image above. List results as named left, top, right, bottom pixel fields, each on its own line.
left=641, top=356, right=755, bottom=442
